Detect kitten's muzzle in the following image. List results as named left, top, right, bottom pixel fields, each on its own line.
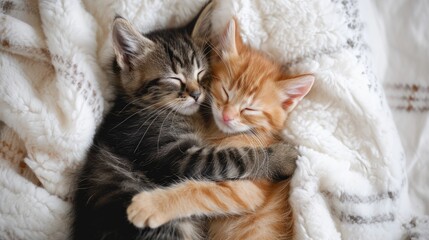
left=189, top=91, right=201, bottom=101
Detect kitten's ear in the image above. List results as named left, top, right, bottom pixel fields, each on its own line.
left=219, top=18, right=243, bottom=57
left=112, top=16, right=154, bottom=71
left=277, top=74, right=315, bottom=112
left=189, top=1, right=214, bottom=42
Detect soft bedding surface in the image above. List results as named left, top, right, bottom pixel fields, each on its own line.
left=0, top=0, right=427, bottom=239
left=373, top=0, right=429, bottom=237
left=375, top=0, right=429, bottom=214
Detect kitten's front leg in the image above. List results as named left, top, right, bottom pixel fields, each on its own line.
left=127, top=180, right=269, bottom=228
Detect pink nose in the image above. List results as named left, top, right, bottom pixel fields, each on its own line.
left=223, top=113, right=233, bottom=122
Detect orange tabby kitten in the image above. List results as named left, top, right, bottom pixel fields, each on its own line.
left=127, top=18, right=314, bottom=240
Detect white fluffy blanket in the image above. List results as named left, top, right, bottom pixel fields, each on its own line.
left=0, top=0, right=426, bottom=239
left=377, top=0, right=429, bottom=216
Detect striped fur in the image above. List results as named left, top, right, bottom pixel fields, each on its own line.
left=125, top=19, right=315, bottom=240
left=206, top=19, right=313, bottom=240
left=71, top=6, right=298, bottom=240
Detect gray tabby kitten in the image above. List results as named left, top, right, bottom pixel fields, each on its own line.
left=71, top=3, right=297, bottom=240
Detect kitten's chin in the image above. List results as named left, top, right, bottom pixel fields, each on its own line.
left=178, top=102, right=200, bottom=115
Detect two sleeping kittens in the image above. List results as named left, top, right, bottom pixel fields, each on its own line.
left=126, top=17, right=314, bottom=240
left=70, top=2, right=313, bottom=240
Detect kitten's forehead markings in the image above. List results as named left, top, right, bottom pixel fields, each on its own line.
left=189, top=50, right=196, bottom=64
left=225, top=86, right=235, bottom=100
left=164, top=42, right=183, bottom=73
left=195, top=54, right=201, bottom=69
left=192, top=58, right=200, bottom=80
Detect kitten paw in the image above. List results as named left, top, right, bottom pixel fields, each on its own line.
left=127, top=191, right=171, bottom=229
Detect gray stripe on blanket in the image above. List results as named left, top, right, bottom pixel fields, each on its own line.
left=322, top=190, right=398, bottom=204
left=403, top=217, right=429, bottom=240
left=330, top=208, right=395, bottom=225
left=338, top=211, right=395, bottom=224
left=322, top=179, right=406, bottom=204
left=0, top=0, right=39, bottom=15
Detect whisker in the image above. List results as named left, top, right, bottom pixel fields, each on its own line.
left=131, top=105, right=171, bottom=136
left=156, top=102, right=181, bottom=153
left=133, top=101, right=179, bottom=153
left=110, top=108, right=145, bottom=130
left=117, top=98, right=141, bottom=114
left=206, top=42, right=235, bottom=81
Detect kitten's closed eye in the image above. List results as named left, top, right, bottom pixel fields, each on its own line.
left=242, top=108, right=258, bottom=112
left=241, top=108, right=261, bottom=117
left=197, top=70, right=205, bottom=82
left=222, top=86, right=229, bottom=102
left=166, top=77, right=184, bottom=86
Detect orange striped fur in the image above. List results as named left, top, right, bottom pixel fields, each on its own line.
left=127, top=18, right=314, bottom=239
left=204, top=18, right=309, bottom=240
